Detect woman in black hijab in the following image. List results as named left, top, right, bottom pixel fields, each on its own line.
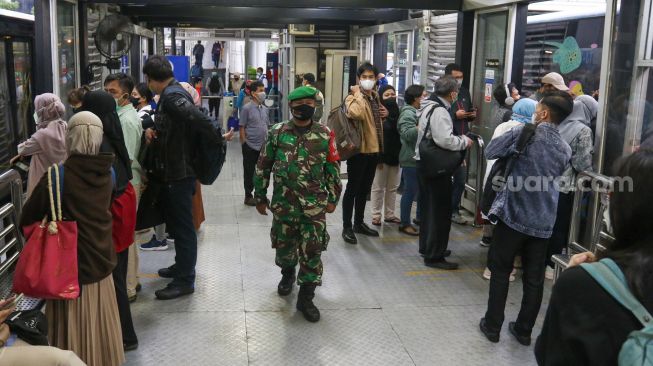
left=81, top=90, right=132, bottom=195
left=370, top=84, right=403, bottom=226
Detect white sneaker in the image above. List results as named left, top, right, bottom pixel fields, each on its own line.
left=545, top=266, right=555, bottom=280
left=483, top=268, right=517, bottom=282
left=483, top=267, right=491, bottom=280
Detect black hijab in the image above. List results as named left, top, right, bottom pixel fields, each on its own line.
left=378, top=85, right=400, bottom=121
left=81, top=90, right=132, bottom=195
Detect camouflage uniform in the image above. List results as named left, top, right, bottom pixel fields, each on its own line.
left=254, top=119, right=342, bottom=285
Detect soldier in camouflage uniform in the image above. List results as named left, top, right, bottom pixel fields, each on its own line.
left=254, top=86, right=342, bottom=322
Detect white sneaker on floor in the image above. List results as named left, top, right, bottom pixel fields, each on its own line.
left=483, top=268, right=517, bottom=282
left=545, top=266, right=555, bottom=280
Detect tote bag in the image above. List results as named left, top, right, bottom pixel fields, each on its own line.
left=13, top=164, right=80, bottom=299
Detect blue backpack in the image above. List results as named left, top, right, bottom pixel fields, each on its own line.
left=581, top=258, right=653, bottom=365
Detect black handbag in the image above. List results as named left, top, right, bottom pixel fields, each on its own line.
left=417, top=104, right=466, bottom=178
left=4, top=309, right=49, bottom=346
left=480, top=123, right=536, bottom=216
left=136, top=179, right=165, bottom=231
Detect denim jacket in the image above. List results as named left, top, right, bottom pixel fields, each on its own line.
left=485, top=122, right=571, bottom=238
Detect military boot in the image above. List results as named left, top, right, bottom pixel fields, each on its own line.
left=277, top=267, right=296, bottom=296
left=296, top=285, right=320, bottom=322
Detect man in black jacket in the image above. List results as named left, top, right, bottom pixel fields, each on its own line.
left=442, top=63, right=476, bottom=225
left=142, top=55, right=214, bottom=300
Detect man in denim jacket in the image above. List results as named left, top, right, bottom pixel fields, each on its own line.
left=480, top=91, right=573, bottom=346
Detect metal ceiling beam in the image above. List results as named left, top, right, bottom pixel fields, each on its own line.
left=123, top=6, right=408, bottom=23
left=84, top=0, right=462, bottom=10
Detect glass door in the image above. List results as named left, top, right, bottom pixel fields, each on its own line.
left=392, top=32, right=410, bottom=98
left=462, top=9, right=510, bottom=219
left=12, top=41, right=32, bottom=143
left=0, top=42, right=15, bottom=169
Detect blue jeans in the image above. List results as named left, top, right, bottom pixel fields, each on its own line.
left=400, top=167, right=420, bottom=226
left=162, top=177, right=197, bottom=287
left=451, top=164, right=466, bottom=213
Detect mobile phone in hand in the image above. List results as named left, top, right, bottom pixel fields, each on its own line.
left=0, top=294, right=23, bottom=311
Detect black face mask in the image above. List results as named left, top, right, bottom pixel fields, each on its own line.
left=130, top=96, right=140, bottom=108
left=291, top=104, right=315, bottom=121
left=71, top=107, right=81, bottom=114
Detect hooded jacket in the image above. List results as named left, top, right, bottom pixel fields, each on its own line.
left=558, top=100, right=594, bottom=192
left=20, top=153, right=117, bottom=285
left=397, top=105, right=419, bottom=168
left=414, top=98, right=467, bottom=161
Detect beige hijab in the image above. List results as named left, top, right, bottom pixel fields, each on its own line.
left=66, top=111, right=104, bottom=156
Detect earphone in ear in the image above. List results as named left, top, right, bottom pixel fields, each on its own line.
left=504, top=84, right=515, bottom=106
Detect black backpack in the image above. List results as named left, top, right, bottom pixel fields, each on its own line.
left=208, top=75, right=221, bottom=93
left=160, top=83, right=227, bottom=185
left=480, top=123, right=536, bottom=217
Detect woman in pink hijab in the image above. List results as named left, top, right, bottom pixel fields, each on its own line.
left=180, top=82, right=202, bottom=107
left=15, top=93, right=68, bottom=197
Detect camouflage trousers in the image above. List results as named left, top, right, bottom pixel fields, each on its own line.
left=271, top=214, right=329, bottom=285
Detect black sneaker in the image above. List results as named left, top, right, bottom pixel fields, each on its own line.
left=124, top=341, right=139, bottom=352
left=424, top=258, right=459, bottom=270
left=155, top=284, right=195, bottom=300
left=413, top=218, right=420, bottom=226
left=342, top=228, right=357, bottom=244
left=509, top=322, right=531, bottom=346
left=480, top=236, right=492, bottom=247
left=158, top=265, right=177, bottom=278
left=353, top=223, right=379, bottom=237
left=480, top=318, right=500, bottom=343
left=244, top=196, right=256, bottom=206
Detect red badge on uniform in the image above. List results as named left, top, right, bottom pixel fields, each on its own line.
left=327, top=129, right=340, bottom=162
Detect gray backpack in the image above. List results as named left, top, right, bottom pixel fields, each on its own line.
left=326, top=100, right=360, bottom=161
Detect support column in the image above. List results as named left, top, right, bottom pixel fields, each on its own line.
left=34, top=0, right=54, bottom=95
left=171, top=28, right=177, bottom=55
left=455, top=10, right=474, bottom=89
left=155, top=27, right=164, bottom=55
left=244, top=30, right=250, bottom=77
left=510, top=3, right=528, bottom=89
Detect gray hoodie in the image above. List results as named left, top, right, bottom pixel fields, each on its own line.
left=414, top=98, right=467, bottom=161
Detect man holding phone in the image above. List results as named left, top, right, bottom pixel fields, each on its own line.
left=441, top=63, right=476, bottom=225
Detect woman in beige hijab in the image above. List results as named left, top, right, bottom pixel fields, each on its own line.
left=20, top=111, right=125, bottom=366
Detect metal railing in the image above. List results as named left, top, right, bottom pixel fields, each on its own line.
left=0, top=170, right=23, bottom=277
left=0, top=169, right=42, bottom=310
left=552, top=171, right=614, bottom=282
left=464, top=133, right=485, bottom=227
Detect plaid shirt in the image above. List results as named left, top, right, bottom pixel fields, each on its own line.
left=366, top=94, right=384, bottom=154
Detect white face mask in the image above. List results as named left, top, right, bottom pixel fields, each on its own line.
left=256, top=92, right=266, bottom=102
left=360, top=79, right=376, bottom=91
left=33, top=111, right=39, bottom=124
left=456, top=79, right=463, bottom=87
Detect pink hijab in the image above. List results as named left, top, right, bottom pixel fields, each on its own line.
left=19, top=93, right=67, bottom=197
left=180, top=82, right=201, bottom=107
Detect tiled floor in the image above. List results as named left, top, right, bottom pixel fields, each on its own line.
left=126, top=136, right=550, bottom=366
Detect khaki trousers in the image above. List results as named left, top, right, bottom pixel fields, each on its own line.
left=370, top=164, right=401, bottom=220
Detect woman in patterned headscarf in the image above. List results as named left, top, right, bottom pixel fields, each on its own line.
left=14, top=93, right=67, bottom=197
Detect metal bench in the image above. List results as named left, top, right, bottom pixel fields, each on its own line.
left=552, top=171, right=614, bottom=282
left=0, top=169, right=43, bottom=311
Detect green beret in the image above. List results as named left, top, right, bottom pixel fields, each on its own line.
left=288, top=86, right=317, bottom=102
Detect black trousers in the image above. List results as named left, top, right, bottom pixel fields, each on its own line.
left=342, top=153, right=378, bottom=228
left=242, top=143, right=261, bottom=197
left=485, top=220, right=549, bottom=335
left=546, top=192, right=574, bottom=267
left=417, top=171, right=453, bottom=260
left=112, top=249, right=137, bottom=344
left=162, top=177, right=197, bottom=286
left=208, top=98, right=220, bottom=117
